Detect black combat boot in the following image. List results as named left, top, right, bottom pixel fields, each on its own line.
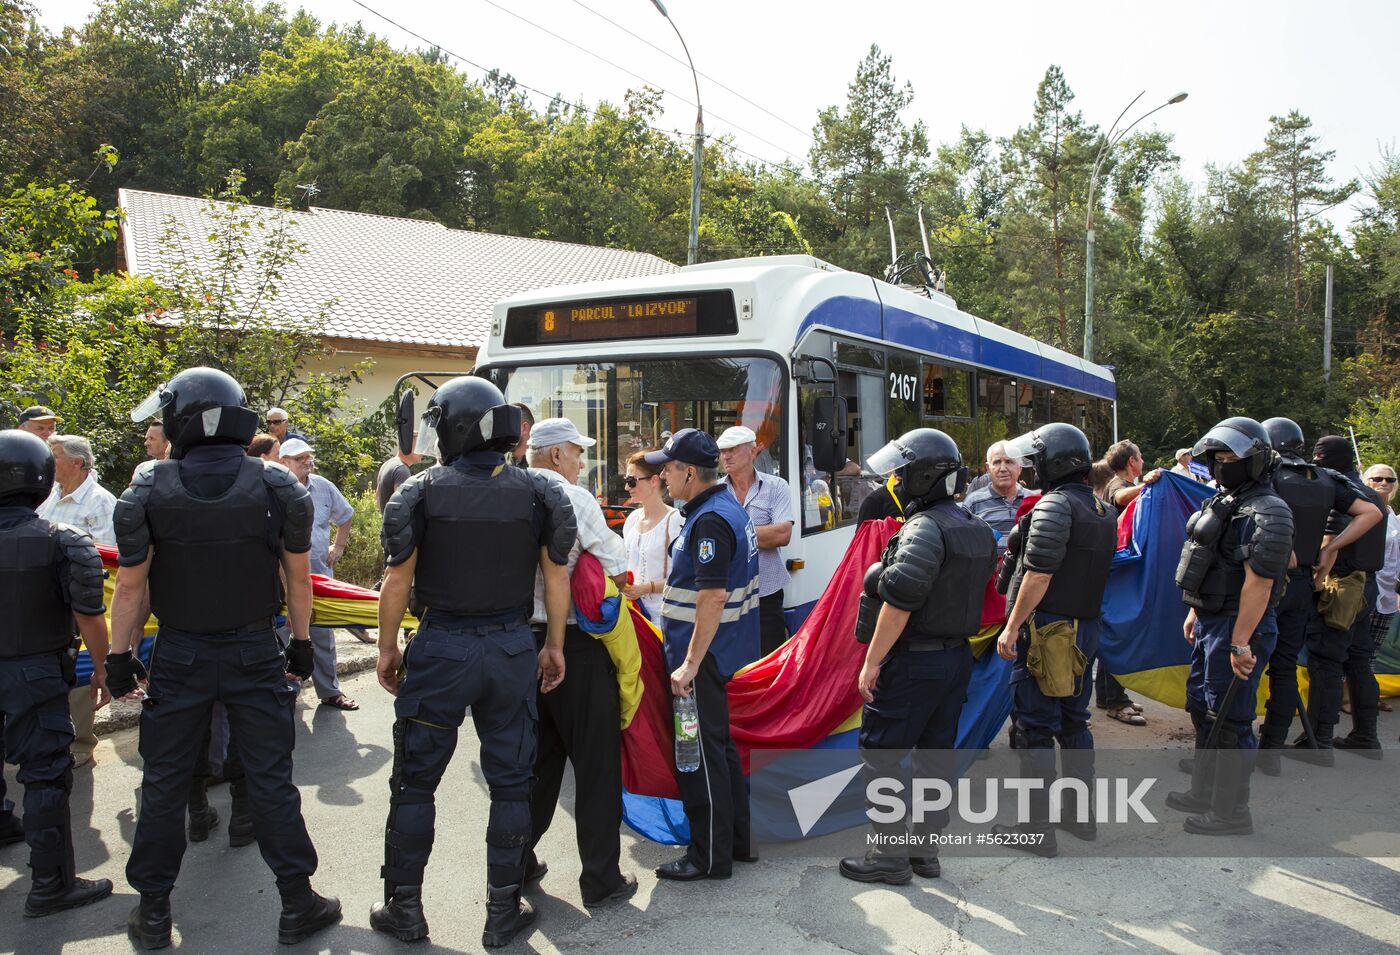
left=1335, top=677, right=1384, bottom=758
left=838, top=849, right=914, bottom=884
left=1166, top=744, right=1214, bottom=814
left=0, top=810, right=22, bottom=846
left=482, top=883, right=536, bottom=948
left=909, top=853, right=941, bottom=878
left=227, top=777, right=254, bottom=847
left=1286, top=720, right=1337, bottom=766
left=128, top=892, right=172, bottom=950
left=277, top=879, right=342, bottom=945
left=1052, top=786, right=1097, bottom=842
left=1184, top=734, right=1254, bottom=836
left=370, top=885, right=430, bottom=942
left=187, top=776, right=219, bottom=843
left=24, top=870, right=113, bottom=917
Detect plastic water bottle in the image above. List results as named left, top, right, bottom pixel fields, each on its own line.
left=674, top=694, right=701, bottom=773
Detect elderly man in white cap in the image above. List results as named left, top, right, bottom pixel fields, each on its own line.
left=1171, top=448, right=1195, bottom=478
left=524, top=418, right=637, bottom=908
left=717, top=425, right=794, bottom=656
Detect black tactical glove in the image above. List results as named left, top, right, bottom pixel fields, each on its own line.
left=105, top=651, right=148, bottom=699
left=285, top=638, right=314, bottom=680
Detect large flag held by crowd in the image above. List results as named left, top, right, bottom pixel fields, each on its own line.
left=83, top=472, right=1400, bottom=843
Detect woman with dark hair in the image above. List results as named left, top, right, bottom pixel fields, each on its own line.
left=247, top=433, right=281, bottom=461
left=622, top=450, right=678, bottom=620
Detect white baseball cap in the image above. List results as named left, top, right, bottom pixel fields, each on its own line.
left=716, top=425, right=757, bottom=450
left=279, top=437, right=313, bottom=458
left=527, top=417, right=596, bottom=450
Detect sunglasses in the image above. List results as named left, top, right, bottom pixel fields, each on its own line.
left=623, top=475, right=654, bottom=489
left=1370, top=476, right=1398, bottom=484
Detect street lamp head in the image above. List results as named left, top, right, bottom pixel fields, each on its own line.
left=1168, top=92, right=1188, bottom=105
left=650, top=0, right=669, bottom=16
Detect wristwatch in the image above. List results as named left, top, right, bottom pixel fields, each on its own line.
left=1228, top=643, right=1252, bottom=656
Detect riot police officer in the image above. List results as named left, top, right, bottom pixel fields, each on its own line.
left=370, top=377, right=575, bottom=948
left=993, top=423, right=1116, bottom=858
left=1167, top=417, right=1293, bottom=835
left=108, top=367, right=340, bottom=949
left=839, top=429, right=997, bottom=884
left=1258, top=418, right=1381, bottom=771
left=0, top=429, right=114, bottom=917
left=1307, top=434, right=1389, bottom=757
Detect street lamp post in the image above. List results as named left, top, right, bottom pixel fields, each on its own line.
left=650, top=0, right=703, bottom=266
left=1083, top=91, right=1187, bottom=362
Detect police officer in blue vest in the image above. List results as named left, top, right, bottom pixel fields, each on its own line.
left=109, top=367, right=340, bottom=949
left=1257, top=418, right=1379, bottom=771
left=0, top=429, right=114, bottom=917
left=370, top=377, right=576, bottom=948
left=648, top=428, right=760, bottom=881
left=993, top=423, right=1116, bottom=858
left=1166, top=417, right=1293, bottom=835
left=840, top=429, right=997, bottom=884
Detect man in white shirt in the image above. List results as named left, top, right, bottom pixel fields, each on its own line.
left=524, top=418, right=637, bottom=907
left=717, top=425, right=794, bottom=657
left=38, top=434, right=116, bottom=768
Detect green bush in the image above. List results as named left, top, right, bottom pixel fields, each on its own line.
left=335, top=488, right=385, bottom=589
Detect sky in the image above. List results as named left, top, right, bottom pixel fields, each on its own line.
left=38, top=0, right=1400, bottom=233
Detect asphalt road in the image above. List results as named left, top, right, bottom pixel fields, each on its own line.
left=4, top=663, right=1400, bottom=955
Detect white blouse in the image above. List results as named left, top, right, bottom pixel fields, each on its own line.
left=623, top=507, right=680, bottom=620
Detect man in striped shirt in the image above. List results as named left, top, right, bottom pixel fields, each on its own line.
left=962, top=442, right=1029, bottom=552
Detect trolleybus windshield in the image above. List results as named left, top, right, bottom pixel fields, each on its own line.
left=482, top=355, right=784, bottom=521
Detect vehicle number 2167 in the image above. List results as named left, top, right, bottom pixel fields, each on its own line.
left=888, top=372, right=919, bottom=401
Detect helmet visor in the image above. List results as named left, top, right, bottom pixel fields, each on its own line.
left=130, top=385, right=169, bottom=422
left=1004, top=430, right=1044, bottom=466
left=1191, top=423, right=1258, bottom=459
left=414, top=408, right=440, bottom=458
left=867, top=439, right=915, bottom=477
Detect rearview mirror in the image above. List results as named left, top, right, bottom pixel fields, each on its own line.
left=810, top=395, right=847, bottom=473
left=396, top=389, right=415, bottom=456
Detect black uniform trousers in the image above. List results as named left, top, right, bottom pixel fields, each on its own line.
left=385, top=615, right=538, bottom=892
left=859, top=640, right=972, bottom=841
left=127, top=627, right=317, bottom=893
left=1261, top=569, right=1317, bottom=746
left=758, top=590, right=789, bottom=658
left=1308, top=572, right=1381, bottom=740
left=676, top=652, right=750, bottom=878
left=528, top=624, right=624, bottom=903
left=0, top=652, right=76, bottom=878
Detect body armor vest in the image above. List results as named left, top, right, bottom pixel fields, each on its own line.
left=1272, top=460, right=1333, bottom=567
left=1018, top=486, right=1116, bottom=620
left=146, top=457, right=281, bottom=632
left=904, top=503, right=997, bottom=640
left=414, top=463, right=540, bottom=616
left=1330, top=479, right=1387, bottom=574
left=0, top=516, right=70, bottom=656
left=1180, top=484, right=1289, bottom=614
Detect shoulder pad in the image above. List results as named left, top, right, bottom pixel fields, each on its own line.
left=382, top=471, right=429, bottom=566
left=266, top=465, right=313, bottom=553
left=54, top=523, right=106, bottom=615
left=1242, top=493, right=1295, bottom=579
left=113, top=480, right=153, bottom=567
left=878, top=511, right=946, bottom=611
left=262, top=460, right=299, bottom=489
left=532, top=471, right=577, bottom=566
left=1023, top=491, right=1074, bottom=573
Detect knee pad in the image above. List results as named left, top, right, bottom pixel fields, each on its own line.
left=1014, top=718, right=1054, bottom=750
left=488, top=782, right=530, bottom=803
left=485, top=826, right=530, bottom=848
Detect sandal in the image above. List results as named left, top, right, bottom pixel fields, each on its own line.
left=1380, top=700, right=1393, bottom=712
left=319, top=695, right=359, bottom=711
left=1105, top=705, right=1147, bottom=726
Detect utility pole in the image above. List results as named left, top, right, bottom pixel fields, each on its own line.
left=650, top=1, right=703, bottom=265
left=1323, top=263, right=1334, bottom=387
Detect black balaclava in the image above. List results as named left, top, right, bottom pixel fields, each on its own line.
left=1312, top=435, right=1354, bottom=473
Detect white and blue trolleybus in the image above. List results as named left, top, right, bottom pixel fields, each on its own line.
left=473, top=255, right=1116, bottom=631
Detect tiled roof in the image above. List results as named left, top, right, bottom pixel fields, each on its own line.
left=118, top=189, right=677, bottom=350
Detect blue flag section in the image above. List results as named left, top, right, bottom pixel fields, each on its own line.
left=624, top=473, right=1215, bottom=846
left=1099, top=472, right=1214, bottom=708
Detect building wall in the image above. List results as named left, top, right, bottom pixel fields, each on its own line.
left=302, top=346, right=476, bottom=415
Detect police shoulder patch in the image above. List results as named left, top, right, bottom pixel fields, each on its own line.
left=698, top=538, right=716, bottom=563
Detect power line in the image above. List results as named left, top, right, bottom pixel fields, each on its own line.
left=565, top=0, right=814, bottom=143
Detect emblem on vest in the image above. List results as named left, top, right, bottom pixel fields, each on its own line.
left=698, top=538, right=716, bottom=563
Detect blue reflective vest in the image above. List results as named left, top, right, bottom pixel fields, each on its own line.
left=662, top=486, right=761, bottom=678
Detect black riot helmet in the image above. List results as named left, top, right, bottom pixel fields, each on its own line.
left=1192, top=416, right=1275, bottom=490
left=415, top=376, right=521, bottom=463
left=1261, top=417, right=1306, bottom=458
left=131, top=367, right=258, bottom=459
left=866, top=428, right=967, bottom=507
left=1006, top=422, right=1093, bottom=490
left=0, top=429, right=55, bottom=508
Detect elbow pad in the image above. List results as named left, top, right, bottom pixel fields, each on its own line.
left=1021, top=493, right=1073, bottom=574
left=56, top=524, right=107, bottom=615
left=1244, top=496, right=1295, bottom=580
left=113, top=474, right=153, bottom=567
left=877, top=513, right=945, bottom=611
left=534, top=472, right=577, bottom=566
left=381, top=474, right=426, bottom=566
